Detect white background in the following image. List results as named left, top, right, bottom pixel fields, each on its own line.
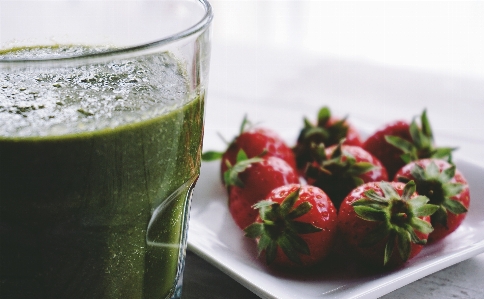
left=210, top=0, right=484, bottom=80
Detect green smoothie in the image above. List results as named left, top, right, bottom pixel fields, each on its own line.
left=0, top=46, right=204, bottom=298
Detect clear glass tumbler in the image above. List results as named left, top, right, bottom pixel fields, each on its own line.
left=0, top=1, right=212, bottom=298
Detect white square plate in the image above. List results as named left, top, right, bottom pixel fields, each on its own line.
left=188, top=157, right=484, bottom=299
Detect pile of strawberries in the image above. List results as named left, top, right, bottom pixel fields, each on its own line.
left=202, top=107, right=470, bottom=270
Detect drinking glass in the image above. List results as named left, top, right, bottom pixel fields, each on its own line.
left=0, top=1, right=212, bottom=298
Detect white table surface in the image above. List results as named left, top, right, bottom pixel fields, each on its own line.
left=182, top=1, right=484, bottom=298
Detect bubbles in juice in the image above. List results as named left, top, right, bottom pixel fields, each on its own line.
left=1, top=45, right=190, bottom=137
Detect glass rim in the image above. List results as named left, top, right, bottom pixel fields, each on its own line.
left=0, top=0, right=213, bottom=65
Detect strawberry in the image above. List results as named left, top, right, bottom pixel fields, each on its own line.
left=363, top=110, right=455, bottom=178
left=338, top=181, right=438, bottom=268
left=304, top=142, right=388, bottom=209
left=225, top=151, right=299, bottom=230
left=202, top=116, right=297, bottom=184
left=394, top=159, right=470, bottom=242
left=292, top=106, right=363, bottom=172
left=362, top=120, right=411, bottom=178
left=244, top=184, right=337, bottom=268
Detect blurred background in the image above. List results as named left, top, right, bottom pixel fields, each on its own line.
left=204, top=0, right=484, bottom=166
left=211, top=0, right=484, bottom=79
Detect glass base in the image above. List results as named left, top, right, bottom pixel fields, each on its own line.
left=168, top=177, right=194, bottom=299
left=169, top=258, right=184, bottom=299
left=170, top=273, right=183, bottom=299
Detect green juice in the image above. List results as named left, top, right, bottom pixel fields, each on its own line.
left=0, top=46, right=204, bottom=298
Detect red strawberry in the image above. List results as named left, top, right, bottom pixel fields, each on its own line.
left=292, top=106, right=363, bottom=172
left=338, top=181, right=438, bottom=268
left=202, top=116, right=296, bottom=184
left=304, top=143, right=388, bottom=209
left=362, top=120, right=411, bottom=178
left=225, top=152, right=299, bottom=230
left=394, top=159, right=470, bottom=242
left=244, top=184, right=337, bottom=268
left=363, top=110, right=455, bottom=178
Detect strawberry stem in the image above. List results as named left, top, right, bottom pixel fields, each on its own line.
left=351, top=181, right=438, bottom=265
left=244, top=188, right=322, bottom=266
left=397, top=160, right=468, bottom=229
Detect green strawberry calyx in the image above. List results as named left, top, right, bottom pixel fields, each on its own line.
left=293, top=106, right=349, bottom=169
left=396, top=160, right=468, bottom=229
left=244, top=188, right=322, bottom=266
left=305, top=106, right=349, bottom=145
left=306, top=141, right=375, bottom=185
left=223, top=149, right=265, bottom=188
left=201, top=115, right=254, bottom=161
left=385, top=109, right=456, bottom=165
left=305, top=141, right=375, bottom=207
left=351, top=181, right=439, bottom=265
